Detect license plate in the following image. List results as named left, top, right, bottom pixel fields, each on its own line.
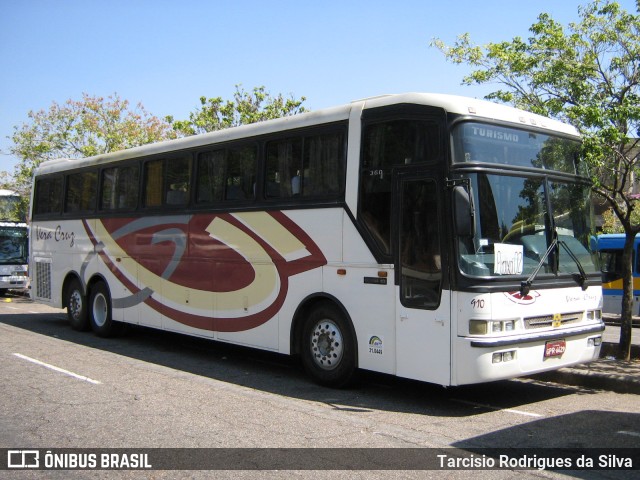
left=544, top=339, right=566, bottom=358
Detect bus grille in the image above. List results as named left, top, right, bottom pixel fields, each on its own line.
left=524, top=311, right=582, bottom=329
left=35, top=261, right=52, bottom=300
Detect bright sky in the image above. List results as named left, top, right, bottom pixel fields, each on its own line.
left=1, top=0, right=636, bottom=174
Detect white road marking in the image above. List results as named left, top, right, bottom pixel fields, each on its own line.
left=12, top=353, right=101, bottom=385
left=452, top=398, right=543, bottom=417
left=618, top=430, right=640, bottom=438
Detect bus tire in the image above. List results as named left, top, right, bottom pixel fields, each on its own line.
left=301, top=302, right=357, bottom=388
left=89, top=281, right=120, bottom=337
left=65, top=278, right=89, bottom=331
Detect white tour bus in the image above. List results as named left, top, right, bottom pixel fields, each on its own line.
left=0, top=189, right=28, bottom=295
left=29, top=93, right=604, bottom=387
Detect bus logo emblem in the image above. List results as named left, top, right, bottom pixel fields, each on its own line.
left=552, top=313, right=562, bottom=328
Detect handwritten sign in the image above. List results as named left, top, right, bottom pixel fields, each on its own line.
left=494, top=243, right=523, bottom=275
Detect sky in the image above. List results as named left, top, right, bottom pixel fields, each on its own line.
left=1, top=0, right=637, bottom=175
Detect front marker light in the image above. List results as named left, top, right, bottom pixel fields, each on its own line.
left=470, top=320, right=488, bottom=335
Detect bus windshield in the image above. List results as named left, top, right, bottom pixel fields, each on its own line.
left=0, top=225, right=28, bottom=265
left=453, top=124, right=598, bottom=279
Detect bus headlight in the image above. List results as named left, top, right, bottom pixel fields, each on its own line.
left=470, top=319, right=518, bottom=335
left=469, top=320, right=488, bottom=335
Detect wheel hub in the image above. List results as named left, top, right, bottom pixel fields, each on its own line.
left=311, top=320, right=344, bottom=370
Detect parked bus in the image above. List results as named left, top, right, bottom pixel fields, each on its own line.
left=0, top=189, right=29, bottom=295
left=594, top=233, right=640, bottom=315
left=29, top=93, right=604, bottom=387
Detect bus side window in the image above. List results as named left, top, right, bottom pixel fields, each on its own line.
left=359, top=119, right=441, bottom=256
left=165, top=156, right=191, bottom=206
left=100, top=165, right=139, bottom=211
left=34, top=177, right=63, bottom=216
left=265, top=138, right=302, bottom=198
left=302, top=131, right=344, bottom=197
left=197, top=150, right=226, bottom=204
left=143, top=160, right=163, bottom=208
left=65, top=171, right=97, bottom=214
left=225, top=145, right=257, bottom=201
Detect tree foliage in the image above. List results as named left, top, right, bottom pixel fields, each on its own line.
left=432, top=0, right=640, bottom=359
left=9, top=93, right=176, bottom=193
left=167, top=84, right=307, bottom=136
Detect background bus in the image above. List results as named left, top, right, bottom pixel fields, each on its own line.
left=29, top=93, right=604, bottom=387
left=0, top=189, right=29, bottom=295
left=594, top=233, right=640, bottom=315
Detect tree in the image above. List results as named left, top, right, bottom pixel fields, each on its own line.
left=432, top=0, right=640, bottom=359
left=10, top=93, right=176, bottom=195
left=167, top=84, right=307, bottom=136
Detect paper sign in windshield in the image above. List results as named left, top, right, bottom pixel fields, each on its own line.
left=494, top=243, right=523, bottom=275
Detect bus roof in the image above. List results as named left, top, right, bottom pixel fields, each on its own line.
left=595, top=233, right=640, bottom=250
left=34, top=92, right=580, bottom=176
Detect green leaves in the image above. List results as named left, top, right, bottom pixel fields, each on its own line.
left=168, top=85, right=307, bottom=137
left=9, top=93, right=176, bottom=193
left=432, top=0, right=640, bottom=229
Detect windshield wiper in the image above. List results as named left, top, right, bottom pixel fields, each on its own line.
left=559, top=240, right=588, bottom=290
left=520, top=234, right=558, bottom=297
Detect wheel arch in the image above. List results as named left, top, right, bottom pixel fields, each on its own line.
left=62, top=272, right=110, bottom=302
left=86, top=273, right=109, bottom=297
left=61, top=271, right=84, bottom=301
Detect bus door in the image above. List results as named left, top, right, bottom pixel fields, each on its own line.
left=394, top=172, right=451, bottom=384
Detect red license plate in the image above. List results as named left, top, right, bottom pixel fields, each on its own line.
left=544, top=339, right=566, bottom=358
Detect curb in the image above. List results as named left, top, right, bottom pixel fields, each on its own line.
left=531, top=364, right=640, bottom=395
left=529, top=343, right=640, bottom=394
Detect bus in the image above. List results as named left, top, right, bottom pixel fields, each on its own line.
left=594, top=233, right=640, bottom=315
left=0, top=189, right=29, bottom=295
left=29, top=93, right=605, bottom=387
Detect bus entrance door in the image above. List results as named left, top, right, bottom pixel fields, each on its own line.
left=395, top=174, right=451, bottom=385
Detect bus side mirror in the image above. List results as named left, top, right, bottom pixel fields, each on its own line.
left=453, top=186, right=475, bottom=238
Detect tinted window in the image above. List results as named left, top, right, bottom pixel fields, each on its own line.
left=196, top=145, right=257, bottom=203
left=100, top=165, right=140, bottom=211
left=65, top=171, right=97, bottom=213
left=360, top=120, right=441, bottom=255
left=34, top=177, right=63, bottom=216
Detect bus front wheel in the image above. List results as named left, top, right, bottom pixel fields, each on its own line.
left=301, top=302, right=357, bottom=388
left=65, top=278, right=89, bottom=331
left=89, top=282, right=120, bottom=337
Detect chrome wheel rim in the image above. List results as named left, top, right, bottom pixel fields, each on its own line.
left=310, top=319, right=344, bottom=370
left=69, top=290, right=83, bottom=320
left=92, top=293, right=108, bottom=327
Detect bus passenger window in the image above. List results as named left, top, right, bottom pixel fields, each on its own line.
left=100, top=165, right=139, bottom=211
left=165, top=156, right=191, bottom=205
left=197, top=150, right=226, bottom=203
left=65, top=171, right=97, bottom=214
left=143, top=160, right=163, bottom=208
left=265, top=138, right=303, bottom=198
left=225, top=145, right=257, bottom=201
left=302, top=132, right=344, bottom=197
left=34, top=177, right=63, bottom=216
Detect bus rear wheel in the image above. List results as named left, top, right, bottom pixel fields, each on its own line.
left=89, top=282, right=120, bottom=337
left=65, top=278, right=89, bottom=331
left=301, top=302, right=357, bottom=388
